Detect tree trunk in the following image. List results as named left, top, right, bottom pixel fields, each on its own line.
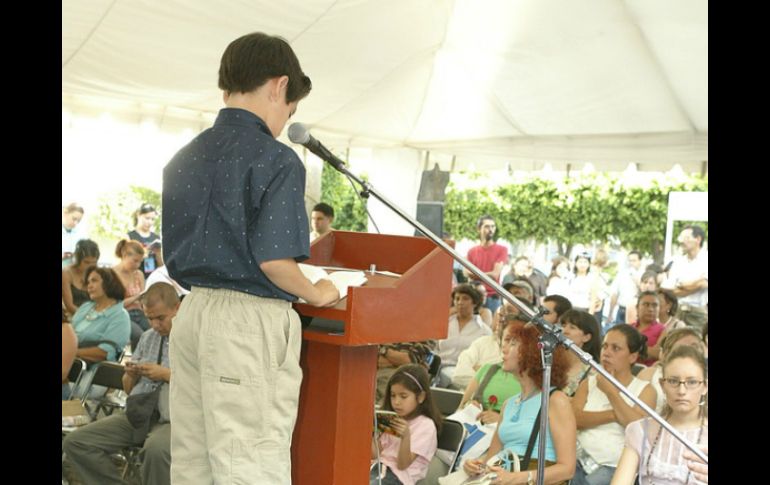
left=651, top=240, right=664, bottom=265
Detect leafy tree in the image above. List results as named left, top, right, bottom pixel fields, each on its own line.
left=320, top=164, right=368, bottom=231
left=92, top=186, right=161, bottom=243
left=444, top=173, right=707, bottom=263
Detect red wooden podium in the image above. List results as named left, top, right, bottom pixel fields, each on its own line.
left=290, top=230, right=453, bottom=484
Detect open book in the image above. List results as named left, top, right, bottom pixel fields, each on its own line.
left=297, top=263, right=367, bottom=302
left=375, top=410, right=402, bottom=437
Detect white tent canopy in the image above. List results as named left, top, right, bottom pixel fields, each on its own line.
left=63, top=0, right=707, bottom=174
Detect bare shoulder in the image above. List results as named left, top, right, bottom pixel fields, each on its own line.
left=637, top=365, right=657, bottom=381
left=549, top=390, right=572, bottom=409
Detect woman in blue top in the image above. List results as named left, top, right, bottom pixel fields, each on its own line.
left=463, top=321, right=576, bottom=485
left=72, top=267, right=131, bottom=364
left=69, top=267, right=131, bottom=399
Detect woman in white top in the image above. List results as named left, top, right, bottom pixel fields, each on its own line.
left=558, top=309, right=601, bottom=398
left=612, top=345, right=707, bottom=485
left=571, top=324, right=657, bottom=485
left=546, top=256, right=571, bottom=299
left=568, top=254, right=596, bottom=312
left=436, top=284, right=491, bottom=386
left=637, top=327, right=704, bottom=414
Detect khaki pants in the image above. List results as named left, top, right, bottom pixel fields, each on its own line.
left=169, top=287, right=303, bottom=485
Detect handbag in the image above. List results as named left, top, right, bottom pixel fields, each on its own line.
left=438, top=449, right=520, bottom=485
left=125, top=336, right=167, bottom=430
left=125, top=384, right=162, bottom=429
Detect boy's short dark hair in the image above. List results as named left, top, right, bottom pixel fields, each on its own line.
left=218, top=32, right=312, bottom=103
left=312, top=202, right=334, bottom=218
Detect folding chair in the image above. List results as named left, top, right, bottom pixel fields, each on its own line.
left=80, top=361, right=126, bottom=419
left=113, top=445, right=143, bottom=483
left=416, top=418, right=466, bottom=485
left=431, top=387, right=464, bottom=417
left=427, top=353, right=442, bottom=385
left=65, top=358, right=87, bottom=400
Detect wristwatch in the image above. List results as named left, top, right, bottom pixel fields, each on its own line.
left=379, top=346, right=389, bottom=357
left=527, top=471, right=534, bottom=485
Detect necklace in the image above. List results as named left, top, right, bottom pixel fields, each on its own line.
left=645, top=414, right=705, bottom=484
left=514, top=388, right=540, bottom=405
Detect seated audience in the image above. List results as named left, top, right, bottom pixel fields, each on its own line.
left=113, top=239, right=148, bottom=351
left=558, top=309, right=601, bottom=397
left=471, top=281, right=494, bottom=327
left=452, top=282, right=519, bottom=389
left=436, top=284, right=492, bottom=387
left=371, top=364, right=440, bottom=485
left=611, top=345, right=707, bottom=484
left=62, top=304, right=78, bottom=399
left=462, top=320, right=576, bottom=484
left=62, top=239, right=100, bottom=316
left=542, top=294, right=573, bottom=325
left=64, top=282, right=179, bottom=485
left=456, top=310, right=525, bottom=424
left=645, top=289, right=687, bottom=361
left=624, top=272, right=658, bottom=324
left=450, top=281, right=495, bottom=328
left=376, top=340, right=436, bottom=404
left=69, top=267, right=131, bottom=398
left=571, top=324, right=657, bottom=485
left=629, top=291, right=666, bottom=366
left=637, top=327, right=705, bottom=414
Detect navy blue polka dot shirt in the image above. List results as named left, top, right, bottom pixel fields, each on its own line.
left=162, top=108, right=310, bottom=301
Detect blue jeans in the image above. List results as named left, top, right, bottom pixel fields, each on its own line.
left=484, top=296, right=502, bottom=315
left=614, top=306, right=627, bottom=324
left=370, top=464, right=403, bottom=485
left=570, top=463, right=616, bottom=485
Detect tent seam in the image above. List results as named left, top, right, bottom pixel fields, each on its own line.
left=62, top=0, right=120, bottom=68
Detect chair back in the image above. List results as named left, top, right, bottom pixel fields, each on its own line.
left=80, top=361, right=126, bottom=414
left=416, top=418, right=466, bottom=485
left=438, top=419, right=465, bottom=469
left=66, top=358, right=87, bottom=398
left=427, top=353, right=442, bottom=379
left=88, top=361, right=126, bottom=389
left=431, top=386, right=464, bottom=417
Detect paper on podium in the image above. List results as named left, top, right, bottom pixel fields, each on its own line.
left=297, top=263, right=367, bottom=303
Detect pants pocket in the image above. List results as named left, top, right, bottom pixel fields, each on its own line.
left=231, top=438, right=291, bottom=485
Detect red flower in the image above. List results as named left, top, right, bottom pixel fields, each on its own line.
left=488, top=395, right=498, bottom=408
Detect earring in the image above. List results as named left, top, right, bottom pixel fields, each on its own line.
left=699, top=394, right=706, bottom=406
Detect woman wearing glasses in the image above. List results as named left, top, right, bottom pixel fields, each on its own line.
left=637, top=327, right=705, bottom=414
left=611, top=345, right=707, bottom=484
left=128, top=202, right=163, bottom=279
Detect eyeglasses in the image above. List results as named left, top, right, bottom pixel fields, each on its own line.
left=660, top=378, right=704, bottom=390
left=140, top=203, right=156, bottom=213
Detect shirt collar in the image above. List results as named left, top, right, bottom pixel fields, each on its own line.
left=214, top=107, right=272, bottom=137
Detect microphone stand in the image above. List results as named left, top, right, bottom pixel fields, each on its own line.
left=313, top=154, right=708, bottom=483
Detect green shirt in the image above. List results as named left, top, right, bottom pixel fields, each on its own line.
left=473, top=363, right=522, bottom=412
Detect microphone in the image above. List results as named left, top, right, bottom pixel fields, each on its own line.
left=288, top=123, right=347, bottom=172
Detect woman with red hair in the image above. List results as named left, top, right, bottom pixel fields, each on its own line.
left=462, top=321, right=576, bottom=484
